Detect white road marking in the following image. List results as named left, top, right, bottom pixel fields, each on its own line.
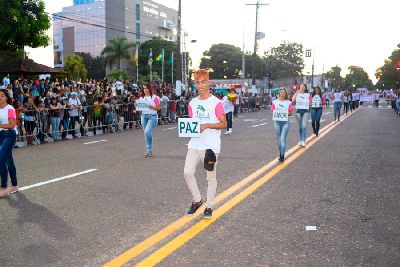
left=18, top=169, right=98, bottom=192
left=162, top=127, right=177, bottom=131
left=243, top=119, right=258, bottom=122
left=252, top=123, right=268, bottom=128
left=83, top=140, right=107, bottom=145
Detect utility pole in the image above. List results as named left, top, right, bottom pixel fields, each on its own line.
left=176, top=0, right=182, bottom=96
left=246, top=1, right=268, bottom=91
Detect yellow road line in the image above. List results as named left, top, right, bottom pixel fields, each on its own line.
left=135, top=111, right=355, bottom=267
left=104, top=116, right=339, bottom=267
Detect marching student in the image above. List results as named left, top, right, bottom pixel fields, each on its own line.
left=271, top=88, right=293, bottom=162
left=183, top=69, right=227, bottom=219
left=333, top=87, right=344, bottom=121
left=311, top=86, right=326, bottom=136
left=0, top=89, right=19, bottom=198
left=223, top=89, right=236, bottom=135
left=292, top=83, right=311, bottom=147
left=140, top=85, right=160, bottom=157
left=343, top=91, right=350, bottom=115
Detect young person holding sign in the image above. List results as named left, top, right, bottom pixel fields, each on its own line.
left=138, top=85, right=160, bottom=157
left=183, top=69, right=227, bottom=219
left=292, top=83, right=311, bottom=147
left=333, top=87, right=344, bottom=121
left=271, top=88, right=293, bottom=163
left=311, top=86, right=326, bottom=136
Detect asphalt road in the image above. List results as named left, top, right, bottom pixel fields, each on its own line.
left=0, top=102, right=399, bottom=267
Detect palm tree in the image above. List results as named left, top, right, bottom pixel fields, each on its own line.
left=101, top=36, right=136, bottom=70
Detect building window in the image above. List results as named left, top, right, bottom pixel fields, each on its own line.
left=136, top=4, right=140, bottom=21
left=136, top=23, right=140, bottom=40
left=54, top=51, right=62, bottom=65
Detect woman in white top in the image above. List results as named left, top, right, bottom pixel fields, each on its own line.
left=0, top=89, right=19, bottom=197
left=271, top=88, right=293, bottom=162
left=139, top=85, right=160, bottom=157
left=292, top=83, right=311, bottom=147
left=311, top=86, right=326, bottom=136
left=333, top=87, right=344, bottom=121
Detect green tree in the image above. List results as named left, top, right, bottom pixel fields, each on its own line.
left=199, top=44, right=243, bottom=79
left=101, top=37, right=136, bottom=70
left=264, top=41, right=305, bottom=79
left=344, top=66, right=374, bottom=91
left=76, top=52, right=106, bottom=80
left=106, top=69, right=131, bottom=81
left=139, top=39, right=176, bottom=83
left=0, top=0, right=51, bottom=51
left=375, top=43, right=400, bottom=90
left=324, top=66, right=344, bottom=89
left=63, top=55, right=88, bottom=81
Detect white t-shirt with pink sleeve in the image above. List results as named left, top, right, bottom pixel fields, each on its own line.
left=0, top=104, right=16, bottom=132
left=187, top=95, right=225, bottom=153
left=141, top=95, right=160, bottom=115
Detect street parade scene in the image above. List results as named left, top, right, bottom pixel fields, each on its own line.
left=0, top=0, right=399, bottom=266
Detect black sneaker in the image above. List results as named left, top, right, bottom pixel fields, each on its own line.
left=203, top=208, right=213, bottom=219
left=186, top=199, right=203, bottom=216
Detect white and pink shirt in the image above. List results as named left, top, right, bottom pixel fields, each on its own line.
left=0, top=104, right=16, bottom=132
left=271, top=99, right=293, bottom=122
left=141, top=95, right=160, bottom=115
left=333, top=92, right=344, bottom=103
left=292, top=93, right=311, bottom=110
left=188, top=95, right=225, bottom=153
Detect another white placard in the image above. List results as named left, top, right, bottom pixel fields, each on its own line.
left=296, top=94, right=310, bottom=110
left=135, top=99, right=150, bottom=112
left=272, top=110, right=289, bottom=121
left=178, top=118, right=201, bottom=137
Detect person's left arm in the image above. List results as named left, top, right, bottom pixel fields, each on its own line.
left=149, top=96, right=161, bottom=111
left=0, top=109, right=16, bottom=129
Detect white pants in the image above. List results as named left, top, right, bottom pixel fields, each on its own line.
left=184, top=148, right=219, bottom=208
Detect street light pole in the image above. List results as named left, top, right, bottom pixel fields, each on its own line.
left=246, top=1, right=268, bottom=91
left=176, top=0, right=182, bottom=96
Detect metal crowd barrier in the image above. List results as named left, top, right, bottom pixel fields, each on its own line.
left=14, top=100, right=191, bottom=147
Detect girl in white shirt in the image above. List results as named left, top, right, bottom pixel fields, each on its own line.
left=292, top=83, right=311, bottom=147
left=0, top=89, right=19, bottom=197
left=271, top=88, right=293, bottom=162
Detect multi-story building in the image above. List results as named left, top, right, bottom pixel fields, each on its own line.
left=53, top=0, right=177, bottom=68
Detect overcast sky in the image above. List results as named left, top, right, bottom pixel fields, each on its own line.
left=27, top=0, right=400, bottom=83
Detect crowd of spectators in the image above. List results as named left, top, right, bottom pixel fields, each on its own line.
left=0, top=74, right=273, bottom=146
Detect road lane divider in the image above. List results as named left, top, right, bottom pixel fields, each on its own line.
left=104, top=113, right=352, bottom=266
left=84, top=140, right=107, bottom=145
left=16, top=169, right=98, bottom=192
left=135, top=108, right=356, bottom=267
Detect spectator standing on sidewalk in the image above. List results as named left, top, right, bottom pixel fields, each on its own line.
left=0, top=89, right=19, bottom=198
left=183, top=69, right=227, bottom=219
left=68, top=92, right=82, bottom=138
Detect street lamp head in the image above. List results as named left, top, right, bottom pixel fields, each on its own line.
left=190, top=40, right=197, bottom=43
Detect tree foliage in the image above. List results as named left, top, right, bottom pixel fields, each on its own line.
left=344, top=66, right=374, bottom=90
left=76, top=52, right=106, bottom=80
left=264, top=42, right=305, bottom=80
left=106, top=69, right=131, bottom=81
left=139, top=39, right=176, bottom=83
left=0, top=0, right=51, bottom=51
left=375, top=43, right=400, bottom=90
left=63, top=55, right=88, bottom=81
left=101, top=36, right=136, bottom=70
left=324, top=66, right=344, bottom=89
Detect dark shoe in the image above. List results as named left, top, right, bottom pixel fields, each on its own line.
left=203, top=208, right=213, bottom=219
left=187, top=199, right=203, bottom=216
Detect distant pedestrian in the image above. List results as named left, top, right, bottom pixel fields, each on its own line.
left=271, top=88, right=293, bottom=162
left=292, top=83, right=311, bottom=147
left=223, top=89, right=236, bottom=135
left=0, top=89, right=19, bottom=198
left=140, top=85, right=160, bottom=157
left=183, top=69, right=227, bottom=219
left=311, top=86, right=326, bottom=136
left=333, top=87, right=344, bottom=121
left=343, top=91, right=350, bottom=115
